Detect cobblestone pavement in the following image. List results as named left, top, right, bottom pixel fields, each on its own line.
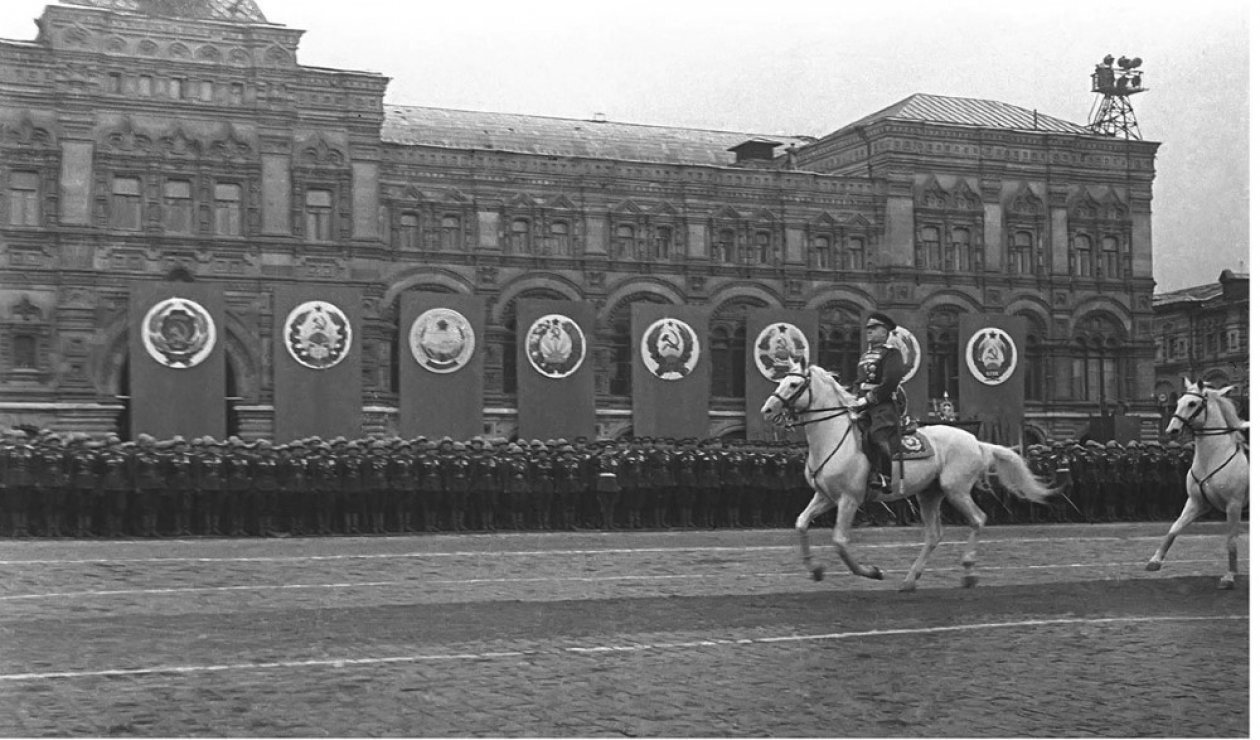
left=0, top=523, right=1248, bottom=737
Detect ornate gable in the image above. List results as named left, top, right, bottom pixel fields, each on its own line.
left=1008, top=184, right=1045, bottom=217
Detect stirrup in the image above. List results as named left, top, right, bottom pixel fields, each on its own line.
left=868, top=473, right=891, bottom=493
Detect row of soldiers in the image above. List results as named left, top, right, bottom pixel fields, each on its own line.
left=0, top=427, right=1202, bottom=538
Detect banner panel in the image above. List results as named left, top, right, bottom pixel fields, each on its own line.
left=744, top=308, right=819, bottom=442
left=272, top=284, right=363, bottom=442
left=884, top=309, right=929, bottom=421
left=516, top=299, right=596, bottom=441
left=958, top=313, right=1027, bottom=446
left=129, top=281, right=226, bottom=440
left=632, top=303, right=712, bottom=439
left=399, top=293, right=485, bottom=440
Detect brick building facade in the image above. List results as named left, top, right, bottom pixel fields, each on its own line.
left=1, top=0, right=1162, bottom=442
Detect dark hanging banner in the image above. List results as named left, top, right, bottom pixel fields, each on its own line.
left=399, top=292, right=486, bottom=440
left=958, top=313, right=1027, bottom=446
left=128, top=281, right=226, bottom=441
left=516, top=299, right=596, bottom=442
left=885, top=309, right=929, bottom=422
left=272, top=284, right=363, bottom=443
left=632, top=303, right=712, bottom=440
left=744, top=308, right=819, bottom=442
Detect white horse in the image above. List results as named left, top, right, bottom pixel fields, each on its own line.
left=761, top=360, right=1056, bottom=591
left=1146, top=379, right=1250, bottom=589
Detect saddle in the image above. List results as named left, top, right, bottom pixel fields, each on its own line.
left=892, top=429, right=934, bottom=462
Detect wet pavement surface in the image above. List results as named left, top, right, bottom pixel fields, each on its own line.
left=0, top=522, right=1248, bottom=737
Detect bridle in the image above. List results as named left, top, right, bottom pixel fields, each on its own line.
left=771, top=366, right=853, bottom=429
left=1172, top=391, right=1242, bottom=438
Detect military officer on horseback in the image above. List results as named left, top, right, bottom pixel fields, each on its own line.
left=850, top=312, right=906, bottom=493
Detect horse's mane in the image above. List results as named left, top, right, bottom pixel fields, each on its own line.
left=1208, top=387, right=1245, bottom=431
left=808, top=364, right=856, bottom=402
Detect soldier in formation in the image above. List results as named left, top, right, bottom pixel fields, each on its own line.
left=0, top=426, right=1211, bottom=538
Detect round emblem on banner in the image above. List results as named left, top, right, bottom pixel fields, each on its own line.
left=141, top=297, right=216, bottom=368
left=284, top=301, right=352, bottom=370
left=525, top=313, right=586, bottom=379
left=965, top=327, right=1018, bottom=385
left=641, top=318, right=701, bottom=381
left=891, top=327, right=923, bottom=383
left=410, top=308, right=475, bottom=374
left=754, top=323, right=809, bottom=381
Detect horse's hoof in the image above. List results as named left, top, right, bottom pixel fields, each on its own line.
left=810, top=566, right=824, bottom=582
left=962, top=574, right=979, bottom=588
left=899, top=581, right=917, bottom=593
left=1145, top=561, right=1163, bottom=572
left=1218, top=577, right=1236, bottom=590
left=866, top=566, right=884, bottom=581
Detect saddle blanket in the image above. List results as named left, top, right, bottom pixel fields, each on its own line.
left=892, top=430, right=934, bottom=461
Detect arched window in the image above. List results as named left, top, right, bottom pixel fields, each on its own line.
left=1101, top=235, right=1120, bottom=279
left=927, top=308, right=961, bottom=401
left=810, top=235, right=831, bottom=269
left=439, top=214, right=461, bottom=251
left=949, top=227, right=972, bottom=271
left=509, top=218, right=530, bottom=254
left=753, top=231, right=771, bottom=264
left=653, top=225, right=673, bottom=261
left=1073, top=234, right=1094, bottom=277
left=398, top=212, right=420, bottom=249
left=844, top=236, right=866, bottom=271
left=614, top=224, right=635, bottom=259
left=1070, top=314, right=1126, bottom=403
left=920, top=225, right=941, bottom=270
left=1009, top=230, right=1033, bottom=274
left=714, top=228, right=735, bottom=263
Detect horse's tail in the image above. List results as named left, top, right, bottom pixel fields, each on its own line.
left=979, top=443, right=1056, bottom=504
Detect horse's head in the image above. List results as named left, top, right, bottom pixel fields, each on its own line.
left=1167, top=377, right=1237, bottom=436
left=761, top=359, right=813, bottom=426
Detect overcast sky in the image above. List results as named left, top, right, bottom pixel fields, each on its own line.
left=1, top=0, right=1249, bottom=292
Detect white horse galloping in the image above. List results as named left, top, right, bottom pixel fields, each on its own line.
left=761, top=360, right=1056, bottom=591
left=1146, top=379, right=1250, bottom=589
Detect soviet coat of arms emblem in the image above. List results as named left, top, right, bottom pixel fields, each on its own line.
left=641, top=318, right=700, bottom=381
left=410, top=308, right=475, bottom=374
left=890, top=326, right=923, bottom=382
left=964, top=327, right=1018, bottom=385
left=284, top=301, right=352, bottom=370
left=525, top=313, right=586, bottom=379
left=754, top=323, right=809, bottom=381
left=142, top=297, right=216, bottom=368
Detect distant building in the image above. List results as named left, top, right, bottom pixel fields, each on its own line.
left=1, top=0, right=1162, bottom=441
left=1153, top=270, right=1250, bottom=427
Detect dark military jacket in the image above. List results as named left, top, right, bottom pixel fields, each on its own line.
left=133, top=446, right=165, bottom=491
left=196, top=449, right=225, bottom=491
left=856, top=342, right=906, bottom=406
left=34, top=444, right=68, bottom=488
left=97, top=446, right=130, bottom=491
left=166, top=448, right=195, bottom=491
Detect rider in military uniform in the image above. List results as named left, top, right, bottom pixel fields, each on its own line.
left=851, top=312, right=906, bottom=493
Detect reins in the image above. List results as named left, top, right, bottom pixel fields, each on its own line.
left=1175, top=390, right=1249, bottom=495
left=771, top=366, right=859, bottom=486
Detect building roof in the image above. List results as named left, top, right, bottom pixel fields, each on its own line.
left=382, top=105, right=815, bottom=167
left=59, top=0, right=269, bottom=24
left=827, top=93, right=1094, bottom=137
left=1153, top=270, right=1249, bottom=309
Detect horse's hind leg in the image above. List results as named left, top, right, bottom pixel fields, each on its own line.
left=1146, top=493, right=1208, bottom=572
left=795, top=491, right=836, bottom=581
left=831, top=495, right=883, bottom=581
left=1219, top=498, right=1244, bottom=590
left=901, top=491, right=943, bottom=592
left=944, top=487, right=987, bottom=588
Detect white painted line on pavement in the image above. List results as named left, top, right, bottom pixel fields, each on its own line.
left=0, top=614, right=1244, bottom=682
left=0, top=558, right=1239, bottom=600
left=0, top=533, right=1240, bottom=566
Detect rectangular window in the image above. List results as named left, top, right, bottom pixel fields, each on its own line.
left=13, top=335, right=37, bottom=370
left=715, top=229, right=735, bottom=263
left=199, top=80, right=214, bottom=102
left=213, top=183, right=242, bottom=235
left=169, top=78, right=183, bottom=99
left=138, top=75, right=153, bottom=97
left=810, top=235, right=831, bottom=269
left=753, top=231, right=771, bottom=263
left=920, top=226, right=941, bottom=270
left=305, top=189, right=333, bottom=241
left=654, top=226, right=672, bottom=260
left=229, top=83, right=244, bottom=105
left=398, top=212, right=419, bottom=249
left=440, top=215, right=461, bottom=250
left=111, top=176, right=142, bottom=230
left=162, top=179, right=193, bottom=233
left=614, top=224, right=635, bottom=259
left=108, top=72, right=122, bottom=94
left=510, top=218, right=530, bottom=254
left=1071, top=357, right=1088, bottom=400
left=845, top=236, right=865, bottom=270
left=8, top=171, right=40, bottom=226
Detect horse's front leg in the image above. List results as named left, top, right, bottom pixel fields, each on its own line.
left=1146, top=492, right=1208, bottom=571
left=795, top=491, right=835, bottom=581
left=1220, top=498, right=1245, bottom=590
left=901, top=493, right=943, bottom=592
left=832, top=494, right=883, bottom=581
